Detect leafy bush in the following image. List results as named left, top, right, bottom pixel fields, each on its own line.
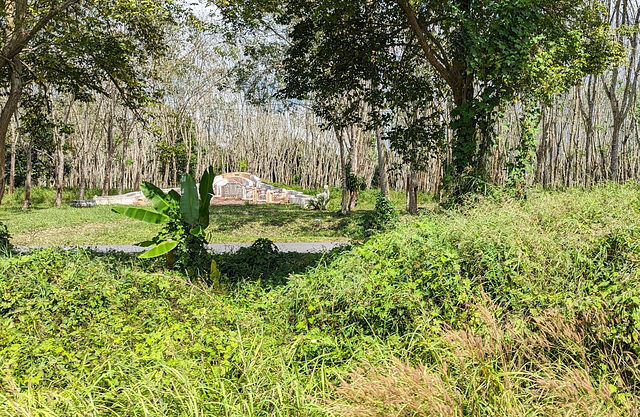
left=268, top=184, right=640, bottom=412
left=215, top=238, right=327, bottom=286
left=283, top=184, right=640, bottom=357
left=365, top=192, right=398, bottom=233
left=342, top=193, right=400, bottom=240
left=0, top=250, right=241, bottom=414
left=0, top=221, right=11, bottom=253
left=0, top=249, right=344, bottom=416
left=282, top=222, right=466, bottom=338
left=308, top=194, right=329, bottom=210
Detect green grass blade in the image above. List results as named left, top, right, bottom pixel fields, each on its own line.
left=141, top=182, right=172, bottom=215
left=112, top=206, right=169, bottom=224
left=139, top=240, right=178, bottom=258
left=180, top=174, right=199, bottom=226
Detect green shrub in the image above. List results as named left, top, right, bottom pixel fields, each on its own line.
left=308, top=194, right=329, bottom=210
left=112, top=168, right=215, bottom=279
left=0, top=250, right=238, bottom=411
left=0, top=249, right=335, bottom=416
left=366, top=192, right=398, bottom=232
left=282, top=222, right=469, bottom=339
left=0, top=221, right=11, bottom=253
left=283, top=184, right=640, bottom=355
left=216, top=238, right=327, bottom=286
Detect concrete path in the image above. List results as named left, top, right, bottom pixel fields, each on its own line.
left=14, top=242, right=350, bottom=254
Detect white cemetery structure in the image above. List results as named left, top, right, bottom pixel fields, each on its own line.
left=91, top=172, right=318, bottom=208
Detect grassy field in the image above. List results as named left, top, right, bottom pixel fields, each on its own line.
left=1, top=183, right=639, bottom=416
left=0, top=186, right=433, bottom=246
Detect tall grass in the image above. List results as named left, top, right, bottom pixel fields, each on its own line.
left=0, top=249, right=335, bottom=416
left=332, top=310, right=638, bottom=416
left=1, top=183, right=639, bottom=416
left=282, top=183, right=640, bottom=416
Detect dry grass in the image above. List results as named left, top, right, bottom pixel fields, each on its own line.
left=331, top=304, right=639, bottom=417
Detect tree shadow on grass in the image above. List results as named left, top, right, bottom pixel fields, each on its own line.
left=215, top=250, right=325, bottom=287
left=213, top=237, right=351, bottom=288
left=49, top=241, right=348, bottom=291
left=209, top=204, right=368, bottom=238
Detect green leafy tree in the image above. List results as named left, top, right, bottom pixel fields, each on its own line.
left=393, top=0, right=622, bottom=196
left=214, top=0, right=623, bottom=199
left=112, top=166, right=216, bottom=278
left=0, top=0, right=190, bottom=204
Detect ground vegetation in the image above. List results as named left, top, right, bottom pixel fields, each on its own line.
left=1, top=184, right=639, bottom=415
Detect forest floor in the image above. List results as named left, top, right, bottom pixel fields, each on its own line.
left=0, top=187, right=434, bottom=246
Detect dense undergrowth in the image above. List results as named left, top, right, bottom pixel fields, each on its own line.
left=1, top=183, right=640, bottom=415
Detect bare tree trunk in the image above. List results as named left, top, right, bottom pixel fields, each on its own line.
left=8, top=110, right=19, bottom=196
left=375, top=127, right=390, bottom=198
left=0, top=0, right=27, bottom=205
left=0, top=56, right=23, bottom=205
left=102, top=99, right=115, bottom=197
left=347, top=126, right=359, bottom=211
left=54, top=128, right=65, bottom=206
left=79, top=139, right=87, bottom=201
left=118, top=137, right=127, bottom=194
left=610, top=116, right=624, bottom=182
left=337, top=128, right=348, bottom=215
left=118, top=112, right=131, bottom=194
left=134, top=128, right=143, bottom=191
left=49, top=94, right=74, bottom=207
left=604, top=1, right=640, bottom=182
left=579, top=75, right=597, bottom=187
left=22, top=136, right=32, bottom=210
left=184, top=122, right=192, bottom=175
left=163, top=162, right=170, bottom=188
left=172, top=155, right=177, bottom=186
left=406, top=166, right=418, bottom=214
left=196, top=123, right=204, bottom=177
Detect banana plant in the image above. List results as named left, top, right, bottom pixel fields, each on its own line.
left=112, top=166, right=215, bottom=266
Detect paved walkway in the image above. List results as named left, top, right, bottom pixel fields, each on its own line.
left=15, top=242, right=350, bottom=254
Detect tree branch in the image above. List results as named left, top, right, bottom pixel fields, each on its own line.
left=394, top=0, right=454, bottom=88
left=0, top=0, right=81, bottom=69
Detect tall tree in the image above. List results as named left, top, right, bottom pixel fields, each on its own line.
left=215, top=0, right=622, bottom=198
left=603, top=0, right=640, bottom=182
left=0, top=0, right=188, bottom=204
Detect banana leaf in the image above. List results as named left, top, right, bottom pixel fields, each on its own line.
left=198, top=166, right=215, bottom=227
left=180, top=173, right=199, bottom=226
left=112, top=206, right=169, bottom=224
left=168, top=190, right=181, bottom=203
left=141, top=182, right=172, bottom=215
left=139, top=240, right=178, bottom=259
left=190, top=225, right=204, bottom=237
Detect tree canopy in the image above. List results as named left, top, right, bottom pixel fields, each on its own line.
left=214, top=0, right=623, bottom=197
left=0, top=0, right=191, bottom=204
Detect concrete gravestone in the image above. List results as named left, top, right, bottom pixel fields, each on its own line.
left=92, top=172, right=316, bottom=208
